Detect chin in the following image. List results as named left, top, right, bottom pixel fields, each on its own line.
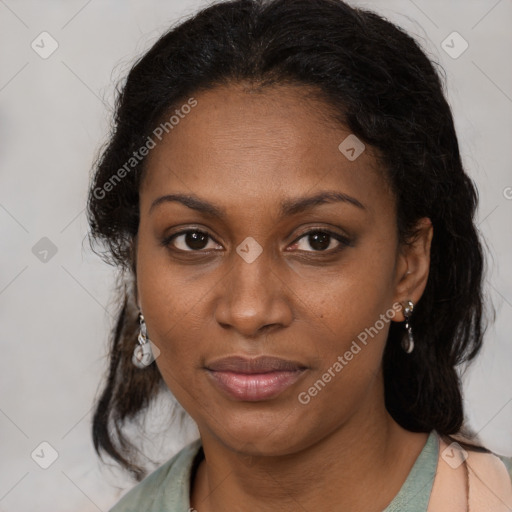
left=202, top=406, right=312, bottom=457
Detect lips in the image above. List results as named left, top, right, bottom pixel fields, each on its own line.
left=206, top=355, right=306, bottom=373
left=205, top=355, right=308, bottom=401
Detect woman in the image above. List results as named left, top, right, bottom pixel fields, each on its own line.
left=86, top=0, right=512, bottom=510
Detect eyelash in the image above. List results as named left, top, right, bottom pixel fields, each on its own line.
left=161, top=228, right=353, bottom=255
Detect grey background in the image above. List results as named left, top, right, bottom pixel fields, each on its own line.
left=0, top=0, right=511, bottom=510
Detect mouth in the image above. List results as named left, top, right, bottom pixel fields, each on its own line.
left=205, top=355, right=308, bottom=401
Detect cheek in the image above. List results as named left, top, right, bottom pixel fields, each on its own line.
left=294, top=242, right=398, bottom=401
left=303, top=246, right=397, bottom=343
left=135, top=234, right=197, bottom=369
left=135, top=234, right=231, bottom=417
left=293, top=283, right=394, bottom=429
left=135, top=219, right=205, bottom=330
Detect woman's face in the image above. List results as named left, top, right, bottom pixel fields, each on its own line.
left=135, top=83, right=430, bottom=456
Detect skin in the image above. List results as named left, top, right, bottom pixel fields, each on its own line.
left=134, top=82, right=433, bottom=511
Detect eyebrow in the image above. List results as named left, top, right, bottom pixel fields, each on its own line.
left=149, top=190, right=366, bottom=218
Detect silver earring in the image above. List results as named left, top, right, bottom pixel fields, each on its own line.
left=132, top=312, right=159, bottom=368
left=401, top=300, right=415, bottom=354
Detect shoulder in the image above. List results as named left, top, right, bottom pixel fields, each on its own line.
left=464, top=447, right=512, bottom=507
left=442, top=433, right=512, bottom=484
left=109, top=438, right=202, bottom=512
left=429, top=433, right=512, bottom=511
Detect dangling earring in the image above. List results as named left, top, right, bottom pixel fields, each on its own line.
left=132, top=312, right=159, bottom=368
left=401, top=300, right=415, bottom=354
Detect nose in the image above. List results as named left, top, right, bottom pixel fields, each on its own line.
left=214, top=249, right=294, bottom=338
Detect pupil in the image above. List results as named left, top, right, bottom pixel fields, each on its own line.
left=186, top=231, right=208, bottom=250
left=309, top=232, right=330, bottom=251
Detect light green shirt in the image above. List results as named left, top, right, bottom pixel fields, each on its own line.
left=109, top=431, right=440, bottom=511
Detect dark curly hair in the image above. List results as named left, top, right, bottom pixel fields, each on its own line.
left=87, top=0, right=487, bottom=480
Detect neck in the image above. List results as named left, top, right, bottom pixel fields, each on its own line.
left=190, top=395, right=429, bottom=511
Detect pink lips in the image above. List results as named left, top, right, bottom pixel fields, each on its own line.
left=205, top=355, right=307, bottom=401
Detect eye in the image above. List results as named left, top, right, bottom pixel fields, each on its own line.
left=163, top=229, right=222, bottom=252
left=289, top=229, right=352, bottom=253
left=162, top=228, right=352, bottom=254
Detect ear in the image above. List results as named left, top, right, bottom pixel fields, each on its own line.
left=391, top=217, right=433, bottom=322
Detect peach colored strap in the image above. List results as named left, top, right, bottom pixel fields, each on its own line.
left=427, top=436, right=512, bottom=512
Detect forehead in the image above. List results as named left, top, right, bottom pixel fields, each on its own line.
left=140, top=83, right=392, bottom=219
